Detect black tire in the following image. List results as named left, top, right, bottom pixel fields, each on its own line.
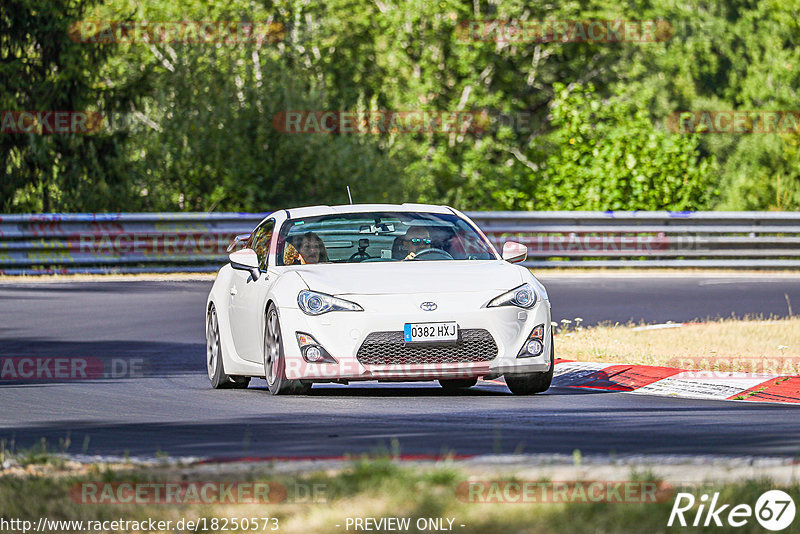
left=438, top=378, right=478, bottom=390
left=505, top=333, right=554, bottom=395
left=264, top=303, right=312, bottom=395
left=207, top=304, right=250, bottom=389
left=228, top=376, right=251, bottom=389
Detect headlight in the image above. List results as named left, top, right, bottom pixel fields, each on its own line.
left=297, top=290, right=363, bottom=315
left=530, top=278, right=549, bottom=301
left=487, top=283, right=536, bottom=309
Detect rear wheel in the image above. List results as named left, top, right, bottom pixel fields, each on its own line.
left=206, top=305, right=250, bottom=389
left=264, top=303, right=312, bottom=395
left=505, top=333, right=554, bottom=395
left=438, top=378, right=478, bottom=390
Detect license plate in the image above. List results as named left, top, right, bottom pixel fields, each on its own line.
left=403, top=322, right=459, bottom=343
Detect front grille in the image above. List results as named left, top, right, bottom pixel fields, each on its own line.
left=356, top=329, right=498, bottom=365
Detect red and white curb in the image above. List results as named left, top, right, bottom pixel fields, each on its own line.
left=482, top=360, right=799, bottom=404
left=548, top=360, right=800, bottom=404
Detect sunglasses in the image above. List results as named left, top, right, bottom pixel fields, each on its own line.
left=408, top=238, right=431, bottom=245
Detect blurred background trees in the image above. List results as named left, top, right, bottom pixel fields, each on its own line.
left=1, top=0, right=798, bottom=212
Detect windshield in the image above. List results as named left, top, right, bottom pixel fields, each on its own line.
left=276, top=211, right=496, bottom=265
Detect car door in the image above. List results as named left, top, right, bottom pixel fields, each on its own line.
left=229, top=218, right=277, bottom=363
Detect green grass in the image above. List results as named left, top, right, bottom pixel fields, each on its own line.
left=2, top=458, right=799, bottom=533
left=2, top=438, right=69, bottom=469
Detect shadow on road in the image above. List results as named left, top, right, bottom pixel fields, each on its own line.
left=0, top=338, right=203, bottom=383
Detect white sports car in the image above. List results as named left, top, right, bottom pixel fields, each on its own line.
left=205, top=204, right=553, bottom=395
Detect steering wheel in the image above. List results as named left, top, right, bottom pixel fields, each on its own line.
left=348, top=250, right=371, bottom=262
left=408, top=248, right=454, bottom=261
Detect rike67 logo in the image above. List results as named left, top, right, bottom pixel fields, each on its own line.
left=668, top=490, right=796, bottom=531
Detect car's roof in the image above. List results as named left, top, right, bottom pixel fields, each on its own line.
left=285, top=203, right=454, bottom=218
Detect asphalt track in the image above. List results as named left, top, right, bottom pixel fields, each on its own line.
left=1, top=274, right=799, bottom=460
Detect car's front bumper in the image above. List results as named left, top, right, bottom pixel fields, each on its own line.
left=277, top=289, right=552, bottom=381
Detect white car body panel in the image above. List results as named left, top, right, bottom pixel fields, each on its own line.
left=206, top=203, right=552, bottom=384
left=290, top=260, right=522, bottom=295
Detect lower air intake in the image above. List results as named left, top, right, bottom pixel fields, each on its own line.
left=356, top=329, right=497, bottom=365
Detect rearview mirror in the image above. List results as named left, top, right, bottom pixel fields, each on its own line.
left=359, top=223, right=395, bottom=234
left=502, top=241, right=527, bottom=264
left=229, top=248, right=261, bottom=280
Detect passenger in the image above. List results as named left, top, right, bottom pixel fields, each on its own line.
left=285, top=232, right=329, bottom=264
left=283, top=242, right=302, bottom=265
left=401, top=226, right=432, bottom=260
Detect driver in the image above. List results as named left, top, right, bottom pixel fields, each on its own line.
left=401, top=226, right=432, bottom=260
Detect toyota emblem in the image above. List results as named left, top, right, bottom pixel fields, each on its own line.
left=420, top=301, right=438, bottom=311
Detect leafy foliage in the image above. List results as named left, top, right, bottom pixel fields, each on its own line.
left=0, top=0, right=146, bottom=212
left=1, top=0, right=798, bottom=212
left=534, top=83, right=717, bottom=210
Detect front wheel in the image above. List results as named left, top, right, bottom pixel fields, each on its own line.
left=505, top=334, right=554, bottom=395
left=264, top=304, right=312, bottom=395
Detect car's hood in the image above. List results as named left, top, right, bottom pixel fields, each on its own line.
left=291, top=260, right=524, bottom=296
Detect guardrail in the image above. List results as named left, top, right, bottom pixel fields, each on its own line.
left=1, top=211, right=799, bottom=274
left=0, top=213, right=267, bottom=275
left=470, top=211, right=800, bottom=269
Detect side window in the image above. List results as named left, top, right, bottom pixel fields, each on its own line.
left=249, top=219, right=275, bottom=270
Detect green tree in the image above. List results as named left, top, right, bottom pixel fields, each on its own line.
left=3, top=0, right=799, bottom=213
left=532, top=83, right=717, bottom=210
left=0, top=0, right=147, bottom=212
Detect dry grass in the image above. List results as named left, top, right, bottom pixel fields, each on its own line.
left=556, top=317, right=800, bottom=374
left=3, top=458, right=799, bottom=534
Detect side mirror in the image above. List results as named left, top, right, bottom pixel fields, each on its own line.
left=502, top=241, right=528, bottom=264
left=229, top=248, right=261, bottom=281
